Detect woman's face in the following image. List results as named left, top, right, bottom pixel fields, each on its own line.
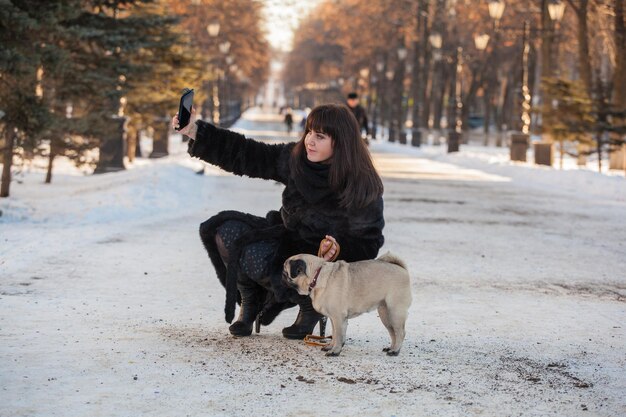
left=304, top=129, right=334, bottom=163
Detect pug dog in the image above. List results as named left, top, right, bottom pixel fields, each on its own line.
left=283, top=252, right=412, bottom=356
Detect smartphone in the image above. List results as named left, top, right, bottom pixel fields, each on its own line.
left=176, top=88, right=194, bottom=131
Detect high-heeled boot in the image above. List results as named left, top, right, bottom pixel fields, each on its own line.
left=282, top=297, right=323, bottom=339
left=229, top=284, right=262, bottom=337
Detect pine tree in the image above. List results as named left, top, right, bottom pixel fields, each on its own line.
left=123, top=0, right=206, bottom=162
left=34, top=0, right=188, bottom=180
left=542, top=78, right=595, bottom=169
left=0, top=0, right=55, bottom=196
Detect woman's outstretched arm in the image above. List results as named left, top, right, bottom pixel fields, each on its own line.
left=187, top=120, right=292, bottom=183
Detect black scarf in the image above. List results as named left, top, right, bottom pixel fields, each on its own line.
left=293, top=157, right=334, bottom=204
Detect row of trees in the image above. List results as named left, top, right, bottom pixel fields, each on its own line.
left=284, top=0, right=625, bottom=168
left=0, top=0, right=269, bottom=197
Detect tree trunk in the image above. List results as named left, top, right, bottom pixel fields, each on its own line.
left=463, top=63, right=486, bottom=132
left=135, top=129, right=142, bottom=158
left=559, top=137, right=564, bottom=170
left=433, top=60, right=447, bottom=131
left=496, top=75, right=509, bottom=147
left=127, top=124, right=137, bottom=163
left=422, top=0, right=446, bottom=129
left=45, top=146, right=55, bottom=184
left=483, top=84, right=491, bottom=146
left=541, top=0, right=553, bottom=80
left=614, top=0, right=626, bottom=108
left=578, top=1, right=592, bottom=95
left=1, top=127, right=15, bottom=197
left=570, top=0, right=593, bottom=97
left=411, top=0, right=429, bottom=131
left=597, top=133, right=602, bottom=173
left=540, top=0, right=554, bottom=140
left=447, top=53, right=457, bottom=129
left=391, top=36, right=407, bottom=143
left=422, top=64, right=433, bottom=128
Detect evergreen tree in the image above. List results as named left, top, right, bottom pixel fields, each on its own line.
left=2, top=0, right=270, bottom=192
left=57, top=0, right=185, bottom=175
left=542, top=78, right=595, bottom=169
left=543, top=77, right=626, bottom=171
left=0, top=0, right=54, bottom=196
left=123, top=0, right=206, bottom=162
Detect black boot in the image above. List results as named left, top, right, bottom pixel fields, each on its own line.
left=258, top=300, right=295, bottom=326
left=229, top=284, right=262, bottom=337
left=282, top=297, right=323, bottom=339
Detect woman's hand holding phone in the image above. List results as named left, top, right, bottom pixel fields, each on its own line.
left=172, top=107, right=197, bottom=140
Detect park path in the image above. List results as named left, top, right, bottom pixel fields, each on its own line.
left=1, top=108, right=625, bottom=416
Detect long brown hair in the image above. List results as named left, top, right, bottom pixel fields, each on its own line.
left=290, top=104, right=383, bottom=210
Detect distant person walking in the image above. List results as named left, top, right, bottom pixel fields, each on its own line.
left=300, top=107, right=311, bottom=133
left=284, top=108, right=294, bottom=134
left=346, top=92, right=369, bottom=141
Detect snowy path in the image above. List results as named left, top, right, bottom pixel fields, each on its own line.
left=1, top=109, right=625, bottom=416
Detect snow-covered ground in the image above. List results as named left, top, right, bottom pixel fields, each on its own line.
left=1, top=108, right=625, bottom=416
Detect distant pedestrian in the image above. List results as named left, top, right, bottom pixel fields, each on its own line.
left=284, top=108, right=294, bottom=134
left=300, top=107, right=311, bottom=133
left=346, top=92, right=369, bottom=142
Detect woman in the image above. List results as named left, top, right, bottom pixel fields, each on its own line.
left=173, top=104, right=385, bottom=339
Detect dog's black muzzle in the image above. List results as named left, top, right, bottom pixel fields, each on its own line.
left=282, top=270, right=296, bottom=288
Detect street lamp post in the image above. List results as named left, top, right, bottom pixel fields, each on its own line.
left=388, top=44, right=407, bottom=143
left=488, top=0, right=506, bottom=30
left=213, top=40, right=231, bottom=126
left=396, top=46, right=408, bottom=144
left=384, top=68, right=394, bottom=140
left=447, top=47, right=464, bottom=153
left=468, top=32, right=490, bottom=146
left=428, top=33, right=442, bottom=144
left=206, top=20, right=220, bottom=37
left=533, top=0, right=565, bottom=165
left=359, top=67, right=370, bottom=131
left=474, top=33, right=490, bottom=52
left=409, top=5, right=428, bottom=148
left=475, top=3, right=564, bottom=162
left=510, top=20, right=532, bottom=162
left=533, top=0, right=566, bottom=166
left=371, top=59, right=384, bottom=140
left=474, top=33, right=491, bottom=146
left=203, top=21, right=220, bottom=123
left=547, top=0, right=566, bottom=76
left=487, top=0, right=506, bottom=147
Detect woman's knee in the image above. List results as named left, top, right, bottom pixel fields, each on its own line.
left=215, top=233, right=230, bottom=264
left=199, top=219, right=215, bottom=243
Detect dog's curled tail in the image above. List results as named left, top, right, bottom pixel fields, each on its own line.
left=377, top=252, right=408, bottom=270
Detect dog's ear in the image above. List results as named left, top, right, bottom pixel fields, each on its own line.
left=289, top=259, right=307, bottom=278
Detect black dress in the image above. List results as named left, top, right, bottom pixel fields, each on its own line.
left=189, top=120, right=385, bottom=323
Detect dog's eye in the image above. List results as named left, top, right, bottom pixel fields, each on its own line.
left=289, top=259, right=306, bottom=278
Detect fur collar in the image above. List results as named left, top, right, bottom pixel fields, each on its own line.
left=292, top=156, right=333, bottom=204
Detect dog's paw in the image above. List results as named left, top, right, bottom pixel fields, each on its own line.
left=385, top=350, right=399, bottom=356
left=325, top=351, right=341, bottom=357
left=321, top=345, right=332, bottom=352
left=382, top=347, right=390, bottom=352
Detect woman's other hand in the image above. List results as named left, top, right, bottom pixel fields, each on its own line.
left=318, top=235, right=340, bottom=261
left=171, top=107, right=198, bottom=140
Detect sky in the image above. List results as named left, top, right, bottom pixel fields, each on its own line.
left=260, top=0, right=321, bottom=52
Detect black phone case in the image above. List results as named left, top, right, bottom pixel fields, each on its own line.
left=176, top=89, right=194, bottom=131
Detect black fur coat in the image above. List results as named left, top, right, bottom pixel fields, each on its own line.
left=189, top=121, right=385, bottom=322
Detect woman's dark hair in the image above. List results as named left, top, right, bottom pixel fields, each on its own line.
left=290, top=104, right=383, bottom=210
